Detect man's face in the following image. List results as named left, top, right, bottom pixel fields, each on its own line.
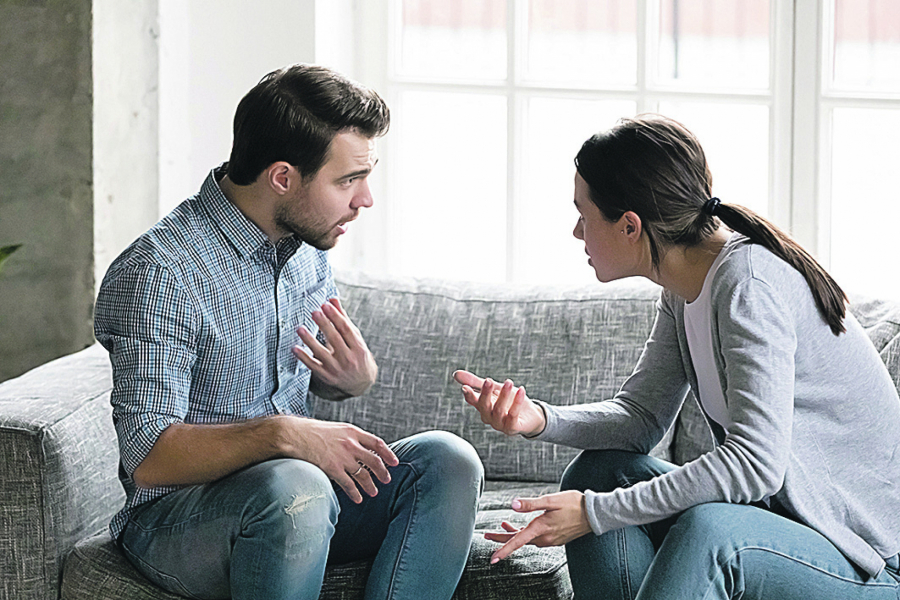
left=275, top=130, right=377, bottom=250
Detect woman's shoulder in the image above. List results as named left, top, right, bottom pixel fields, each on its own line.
left=711, top=234, right=807, bottom=299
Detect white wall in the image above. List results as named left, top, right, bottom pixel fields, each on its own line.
left=93, top=0, right=161, bottom=289
left=157, top=0, right=375, bottom=269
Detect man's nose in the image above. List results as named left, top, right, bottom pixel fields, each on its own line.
left=352, top=179, right=374, bottom=209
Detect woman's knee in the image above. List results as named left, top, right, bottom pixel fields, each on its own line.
left=561, top=450, right=668, bottom=493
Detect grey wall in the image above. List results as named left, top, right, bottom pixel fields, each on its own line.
left=0, top=0, right=342, bottom=383
left=0, top=0, right=95, bottom=382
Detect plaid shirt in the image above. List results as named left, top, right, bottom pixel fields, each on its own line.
left=95, top=166, right=337, bottom=540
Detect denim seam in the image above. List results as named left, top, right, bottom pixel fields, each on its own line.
left=385, top=461, right=420, bottom=600
left=618, top=528, right=634, bottom=599
left=699, top=546, right=900, bottom=600
left=120, top=538, right=202, bottom=599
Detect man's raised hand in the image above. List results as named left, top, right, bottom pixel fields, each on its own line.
left=293, top=298, right=377, bottom=398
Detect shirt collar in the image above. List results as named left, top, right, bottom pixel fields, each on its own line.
left=199, top=163, right=279, bottom=259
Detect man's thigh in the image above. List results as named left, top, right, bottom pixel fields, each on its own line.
left=120, top=458, right=338, bottom=598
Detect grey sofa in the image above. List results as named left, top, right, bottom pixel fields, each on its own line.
left=3, top=271, right=900, bottom=600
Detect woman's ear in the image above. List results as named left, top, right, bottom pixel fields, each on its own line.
left=621, top=211, right=643, bottom=241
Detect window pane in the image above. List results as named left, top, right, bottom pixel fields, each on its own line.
left=657, top=102, right=769, bottom=216
left=832, top=0, right=900, bottom=93
left=524, top=0, right=637, bottom=86
left=391, top=91, right=507, bottom=281
left=516, top=98, right=637, bottom=284
left=830, top=108, right=900, bottom=299
left=657, top=0, right=770, bottom=90
left=398, top=0, right=506, bottom=81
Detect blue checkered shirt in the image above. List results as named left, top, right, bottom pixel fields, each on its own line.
left=94, top=165, right=337, bottom=540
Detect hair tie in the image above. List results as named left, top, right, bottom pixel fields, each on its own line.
left=702, top=197, right=721, bottom=216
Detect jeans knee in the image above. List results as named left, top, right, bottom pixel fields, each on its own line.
left=667, top=503, right=739, bottom=556
left=561, top=449, right=647, bottom=493
left=244, top=459, right=339, bottom=541
left=395, top=431, right=484, bottom=497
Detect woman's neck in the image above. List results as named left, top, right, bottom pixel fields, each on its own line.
left=648, top=227, right=732, bottom=303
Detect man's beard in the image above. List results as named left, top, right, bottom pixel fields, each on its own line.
left=274, top=207, right=337, bottom=251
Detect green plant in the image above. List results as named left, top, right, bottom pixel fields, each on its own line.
left=0, top=244, right=21, bottom=276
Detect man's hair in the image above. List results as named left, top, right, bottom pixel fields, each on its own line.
left=227, top=64, right=390, bottom=185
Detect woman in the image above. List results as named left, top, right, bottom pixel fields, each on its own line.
left=454, top=114, right=900, bottom=599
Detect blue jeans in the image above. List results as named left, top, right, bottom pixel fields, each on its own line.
left=119, top=430, right=483, bottom=600
left=561, top=450, right=900, bottom=600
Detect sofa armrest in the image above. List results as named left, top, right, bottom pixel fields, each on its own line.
left=0, top=344, right=123, bottom=600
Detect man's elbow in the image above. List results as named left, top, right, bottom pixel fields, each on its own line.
left=132, top=462, right=158, bottom=489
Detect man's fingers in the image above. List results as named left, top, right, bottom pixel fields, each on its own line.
left=292, top=344, right=324, bottom=372
left=321, top=302, right=362, bottom=349
left=335, top=473, right=364, bottom=504
left=296, top=327, right=333, bottom=362
left=349, top=464, right=378, bottom=497
left=311, top=309, right=350, bottom=353
left=327, top=297, right=347, bottom=316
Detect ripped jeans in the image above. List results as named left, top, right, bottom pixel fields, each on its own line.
left=118, top=430, right=483, bottom=600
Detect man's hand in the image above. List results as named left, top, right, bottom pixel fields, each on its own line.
left=453, top=370, right=546, bottom=437
left=483, top=491, right=592, bottom=563
left=280, top=416, right=399, bottom=504
left=293, top=298, right=377, bottom=398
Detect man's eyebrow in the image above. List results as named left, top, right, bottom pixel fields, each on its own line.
left=338, top=158, right=379, bottom=181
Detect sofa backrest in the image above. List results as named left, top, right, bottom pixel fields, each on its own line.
left=314, top=273, right=900, bottom=483
left=312, top=272, right=669, bottom=483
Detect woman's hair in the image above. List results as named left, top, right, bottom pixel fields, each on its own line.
left=228, top=64, right=390, bottom=185
left=575, top=114, right=847, bottom=335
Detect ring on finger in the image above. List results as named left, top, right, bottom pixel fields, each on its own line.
left=351, top=462, right=364, bottom=477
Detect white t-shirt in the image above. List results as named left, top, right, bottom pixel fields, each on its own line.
left=683, top=233, right=739, bottom=432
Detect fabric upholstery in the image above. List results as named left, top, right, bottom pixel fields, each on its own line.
left=62, top=483, right=567, bottom=600
left=3, top=272, right=900, bottom=599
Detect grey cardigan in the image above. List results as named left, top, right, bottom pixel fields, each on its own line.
left=536, top=236, right=900, bottom=578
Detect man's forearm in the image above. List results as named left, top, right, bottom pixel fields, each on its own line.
left=132, top=416, right=292, bottom=489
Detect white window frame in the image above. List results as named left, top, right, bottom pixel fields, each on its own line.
left=348, top=0, right=896, bottom=282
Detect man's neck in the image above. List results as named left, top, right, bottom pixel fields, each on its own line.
left=218, top=174, right=283, bottom=243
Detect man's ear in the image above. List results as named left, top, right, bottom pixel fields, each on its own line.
left=621, top=211, right=643, bottom=241
left=264, top=161, right=298, bottom=196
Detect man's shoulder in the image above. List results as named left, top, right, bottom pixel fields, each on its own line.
left=104, top=196, right=217, bottom=281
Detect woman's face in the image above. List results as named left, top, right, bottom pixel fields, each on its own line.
left=573, top=172, right=635, bottom=282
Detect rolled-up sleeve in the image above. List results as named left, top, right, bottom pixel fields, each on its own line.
left=94, top=263, right=198, bottom=477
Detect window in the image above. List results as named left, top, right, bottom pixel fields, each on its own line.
left=348, top=0, right=900, bottom=298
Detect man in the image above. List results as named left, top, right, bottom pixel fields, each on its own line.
left=94, top=64, right=483, bottom=600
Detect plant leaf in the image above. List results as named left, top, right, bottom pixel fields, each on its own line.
left=0, top=244, right=22, bottom=275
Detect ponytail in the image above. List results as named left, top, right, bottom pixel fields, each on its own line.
left=577, top=114, right=847, bottom=336
left=712, top=201, right=847, bottom=335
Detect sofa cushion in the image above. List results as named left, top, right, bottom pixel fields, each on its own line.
left=62, top=481, right=569, bottom=600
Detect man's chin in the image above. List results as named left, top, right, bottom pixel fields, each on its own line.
left=303, top=234, right=339, bottom=252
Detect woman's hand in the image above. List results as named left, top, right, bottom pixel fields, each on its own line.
left=453, top=370, right=546, bottom=437
left=484, top=491, right=592, bottom=563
